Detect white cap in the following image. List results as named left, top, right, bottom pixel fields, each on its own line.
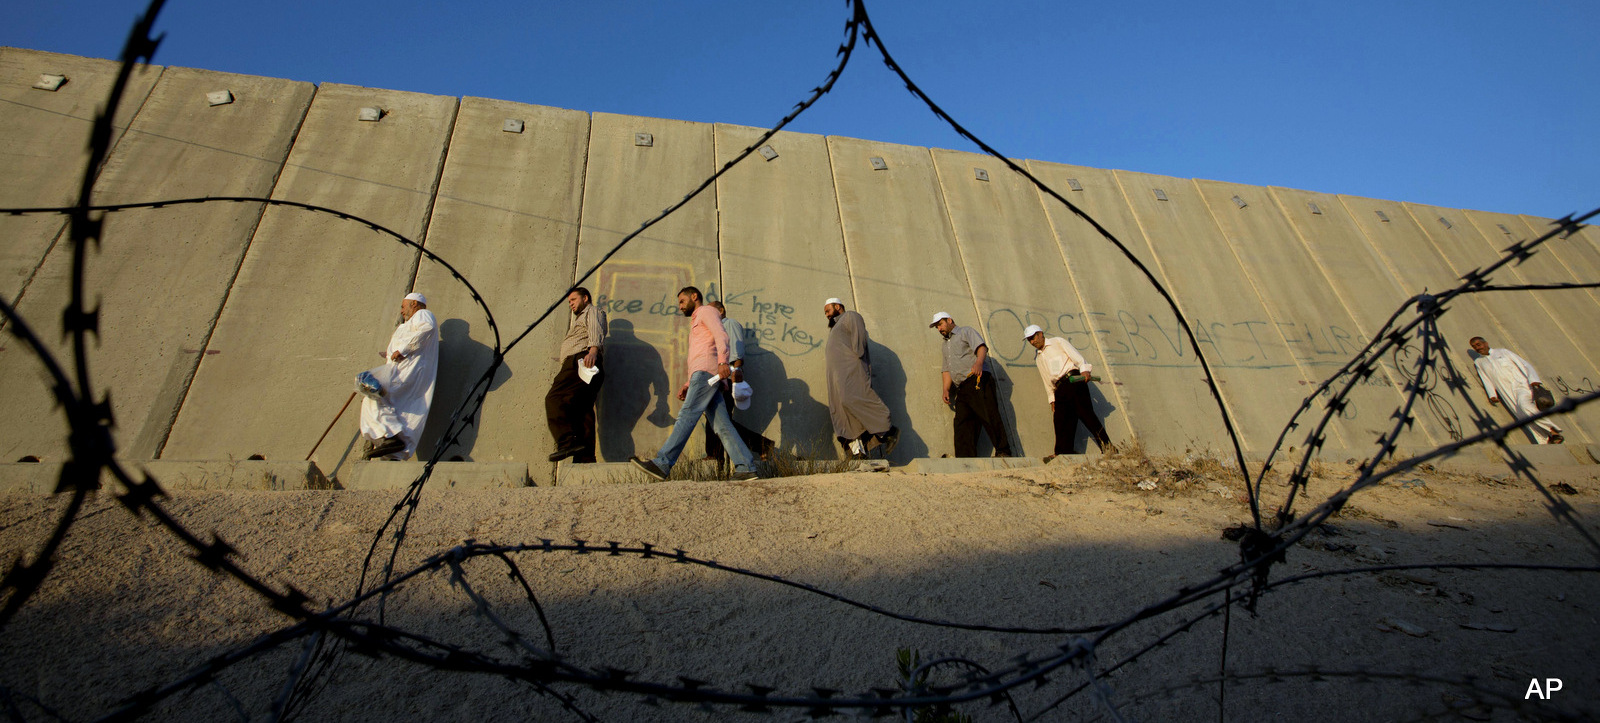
left=732, top=381, right=753, bottom=410
left=824, top=297, right=844, bottom=307
left=1022, top=324, right=1044, bottom=339
left=928, top=311, right=953, bottom=328
left=404, top=292, right=427, bottom=305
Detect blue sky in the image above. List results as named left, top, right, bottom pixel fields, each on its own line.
left=8, top=1, right=1597, bottom=218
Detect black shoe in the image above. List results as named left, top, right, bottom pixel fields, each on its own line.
left=630, top=456, right=668, bottom=481
left=363, top=435, right=405, bottom=460
left=877, top=426, right=901, bottom=457
left=730, top=470, right=760, bottom=481
left=548, top=443, right=583, bottom=463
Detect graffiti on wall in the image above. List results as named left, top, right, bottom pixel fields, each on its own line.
left=984, top=306, right=1367, bottom=371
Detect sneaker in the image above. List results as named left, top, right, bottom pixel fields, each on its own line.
left=630, top=456, right=668, bottom=481
left=877, top=426, right=901, bottom=457
left=730, top=469, right=760, bottom=481
left=363, top=435, right=406, bottom=460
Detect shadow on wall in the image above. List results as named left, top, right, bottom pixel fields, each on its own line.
left=973, top=364, right=1024, bottom=457
left=1073, top=381, right=1119, bottom=454
left=416, top=318, right=509, bottom=461
left=867, top=340, right=926, bottom=463
left=598, top=319, right=672, bottom=461
left=737, top=341, right=833, bottom=460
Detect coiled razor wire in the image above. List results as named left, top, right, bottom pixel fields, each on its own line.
left=2, top=0, right=1599, bottom=720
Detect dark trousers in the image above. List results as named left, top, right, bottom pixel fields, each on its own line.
left=952, top=373, right=1011, bottom=457
left=1053, top=376, right=1108, bottom=454
left=705, top=381, right=774, bottom=462
left=545, top=352, right=602, bottom=463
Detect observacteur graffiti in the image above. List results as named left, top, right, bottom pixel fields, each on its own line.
left=984, top=306, right=1366, bottom=370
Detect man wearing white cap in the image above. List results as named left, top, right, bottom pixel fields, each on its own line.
left=931, top=312, right=1012, bottom=457
left=1025, top=326, right=1111, bottom=455
left=360, top=292, right=439, bottom=460
left=823, top=298, right=899, bottom=458
left=704, top=301, right=774, bottom=463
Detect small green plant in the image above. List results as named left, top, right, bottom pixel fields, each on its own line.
left=894, top=648, right=973, bottom=723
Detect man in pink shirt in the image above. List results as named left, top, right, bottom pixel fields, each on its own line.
left=631, top=286, right=760, bottom=481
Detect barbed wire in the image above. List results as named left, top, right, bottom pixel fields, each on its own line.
left=2, top=0, right=1599, bottom=720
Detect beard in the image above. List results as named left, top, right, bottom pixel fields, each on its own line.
left=827, top=316, right=837, bottom=328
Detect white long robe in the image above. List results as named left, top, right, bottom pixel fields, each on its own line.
left=1473, top=347, right=1560, bottom=443
left=359, top=309, right=439, bottom=459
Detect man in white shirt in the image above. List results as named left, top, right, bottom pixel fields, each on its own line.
left=1026, top=325, right=1111, bottom=456
left=1469, top=336, right=1563, bottom=444
left=360, top=292, right=439, bottom=460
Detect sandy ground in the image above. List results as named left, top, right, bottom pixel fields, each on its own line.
left=0, top=452, right=1597, bottom=722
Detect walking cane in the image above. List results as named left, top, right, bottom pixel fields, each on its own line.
left=306, top=392, right=358, bottom=460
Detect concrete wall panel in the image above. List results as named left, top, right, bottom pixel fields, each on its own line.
left=0, top=67, right=313, bottom=463
left=575, top=113, right=718, bottom=462
left=409, top=99, right=590, bottom=483
left=828, top=137, right=975, bottom=461
left=1465, top=211, right=1600, bottom=325
left=1197, top=180, right=1437, bottom=451
left=1025, top=162, right=1222, bottom=452
left=714, top=124, right=850, bottom=459
left=1340, top=195, right=1595, bottom=444
left=1521, top=215, right=1600, bottom=310
left=1115, top=170, right=1327, bottom=451
left=0, top=48, right=162, bottom=303
left=1268, top=186, right=1453, bottom=445
left=932, top=149, right=1103, bottom=454
left=162, top=84, right=458, bottom=463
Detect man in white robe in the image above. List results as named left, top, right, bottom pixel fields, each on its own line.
left=360, top=292, right=440, bottom=459
left=1469, top=336, right=1562, bottom=444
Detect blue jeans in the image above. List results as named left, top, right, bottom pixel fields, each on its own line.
left=653, top=371, right=755, bottom=474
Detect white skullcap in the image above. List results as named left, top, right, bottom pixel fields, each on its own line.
left=928, top=311, right=953, bottom=328
left=732, top=381, right=753, bottom=410
left=1022, top=324, right=1044, bottom=339
left=824, top=297, right=844, bottom=307
left=404, top=292, right=427, bottom=305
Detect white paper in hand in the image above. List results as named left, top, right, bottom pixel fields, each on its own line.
left=577, top=359, right=599, bottom=384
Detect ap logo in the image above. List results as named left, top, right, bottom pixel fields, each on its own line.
left=1525, top=678, right=1563, bottom=700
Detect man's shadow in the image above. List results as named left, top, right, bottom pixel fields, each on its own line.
left=738, top=341, right=832, bottom=459
left=416, top=318, right=511, bottom=461
left=598, top=318, right=672, bottom=460
left=866, top=340, right=927, bottom=462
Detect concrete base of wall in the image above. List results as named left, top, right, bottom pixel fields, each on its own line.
left=901, top=457, right=1048, bottom=475
left=336, top=462, right=529, bottom=491
left=0, top=460, right=327, bottom=494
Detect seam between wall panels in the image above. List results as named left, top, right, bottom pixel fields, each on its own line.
left=1266, top=189, right=1437, bottom=447
left=712, top=124, right=724, bottom=299
left=570, top=113, right=595, bottom=289
left=4, top=65, right=169, bottom=326
left=1111, top=169, right=1249, bottom=453
left=1027, top=161, right=1135, bottom=447
left=406, top=97, right=461, bottom=296
left=1192, top=179, right=1348, bottom=451
left=154, top=80, right=317, bottom=459
left=823, top=138, right=861, bottom=311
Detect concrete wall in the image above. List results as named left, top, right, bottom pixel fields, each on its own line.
left=4, top=48, right=1596, bottom=481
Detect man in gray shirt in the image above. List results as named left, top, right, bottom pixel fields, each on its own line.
left=546, top=287, right=606, bottom=463
left=705, top=301, right=773, bottom=463
left=931, top=312, right=1012, bottom=457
